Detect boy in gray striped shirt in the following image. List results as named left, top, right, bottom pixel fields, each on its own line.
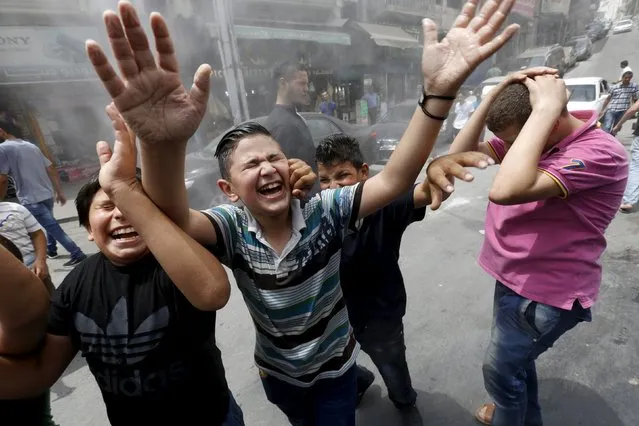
left=85, top=1, right=518, bottom=423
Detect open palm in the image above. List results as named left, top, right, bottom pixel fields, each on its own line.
left=421, top=0, right=519, bottom=94
left=87, top=2, right=210, bottom=145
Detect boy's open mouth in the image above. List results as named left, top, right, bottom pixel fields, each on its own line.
left=110, top=226, right=140, bottom=242
left=257, top=182, right=283, bottom=197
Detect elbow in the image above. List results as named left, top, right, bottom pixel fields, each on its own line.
left=192, top=279, right=231, bottom=312
left=488, top=186, right=521, bottom=206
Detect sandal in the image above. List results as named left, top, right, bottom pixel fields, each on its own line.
left=620, top=204, right=633, bottom=213
left=475, top=403, right=495, bottom=425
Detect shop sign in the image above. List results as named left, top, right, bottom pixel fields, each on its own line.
left=512, top=0, right=538, bottom=19
left=0, top=26, right=100, bottom=84
left=541, top=0, right=570, bottom=15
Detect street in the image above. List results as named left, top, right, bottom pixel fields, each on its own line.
left=47, top=32, right=639, bottom=426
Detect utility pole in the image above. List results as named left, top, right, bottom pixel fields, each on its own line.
left=214, top=0, right=249, bottom=124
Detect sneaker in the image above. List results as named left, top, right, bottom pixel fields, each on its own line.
left=356, top=365, right=375, bottom=406
left=47, top=252, right=59, bottom=259
left=63, top=254, right=87, bottom=268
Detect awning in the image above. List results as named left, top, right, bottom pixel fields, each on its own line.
left=353, top=22, right=421, bottom=49
left=207, top=24, right=351, bottom=46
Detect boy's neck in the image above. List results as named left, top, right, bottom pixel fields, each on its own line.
left=548, top=114, right=586, bottom=148
left=276, top=94, right=293, bottom=107
left=255, top=208, right=294, bottom=254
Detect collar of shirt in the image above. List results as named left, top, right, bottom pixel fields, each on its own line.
left=548, top=110, right=598, bottom=155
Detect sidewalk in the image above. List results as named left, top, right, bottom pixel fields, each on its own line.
left=53, top=180, right=89, bottom=224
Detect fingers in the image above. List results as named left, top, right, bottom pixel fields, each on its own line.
left=106, top=104, right=135, bottom=158
left=96, top=141, right=113, bottom=167
left=151, top=12, right=179, bottom=73
left=429, top=183, right=444, bottom=211
left=103, top=10, right=139, bottom=78
left=478, top=23, right=519, bottom=60
left=86, top=40, right=126, bottom=99
left=453, top=151, right=495, bottom=168
left=427, top=165, right=456, bottom=193
left=468, top=0, right=499, bottom=32
left=475, top=0, right=514, bottom=43
left=521, top=67, right=559, bottom=77
left=452, top=0, right=478, bottom=29
left=119, top=1, right=157, bottom=71
left=422, top=18, right=439, bottom=46
left=190, top=64, right=212, bottom=110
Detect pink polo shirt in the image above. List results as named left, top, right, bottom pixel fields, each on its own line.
left=479, top=110, right=629, bottom=310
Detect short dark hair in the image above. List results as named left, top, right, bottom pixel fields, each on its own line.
left=273, top=61, right=307, bottom=83
left=76, top=169, right=142, bottom=228
left=0, top=234, right=23, bottom=262
left=214, top=122, right=274, bottom=180
left=0, top=121, right=23, bottom=140
left=486, top=83, right=533, bottom=133
left=316, top=134, right=364, bottom=169
left=621, top=60, right=629, bottom=68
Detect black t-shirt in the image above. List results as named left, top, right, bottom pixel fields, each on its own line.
left=48, top=254, right=230, bottom=425
left=265, top=104, right=320, bottom=196
left=340, top=189, right=426, bottom=328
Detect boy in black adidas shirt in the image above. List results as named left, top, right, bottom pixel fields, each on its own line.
left=0, top=119, right=243, bottom=425
left=316, top=135, right=491, bottom=410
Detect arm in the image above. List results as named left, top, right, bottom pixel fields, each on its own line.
left=0, top=174, right=7, bottom=200
left=0, top=246, right=49, bottom=355
left=612, top=98, right=639, bottom=133
left=489, top=77, right=566, bottom=205
left=29, top=230, right=50, bottom=282
left=97, top=115, right=231, bottom=311
left=0, top=334, right=77, bottom=399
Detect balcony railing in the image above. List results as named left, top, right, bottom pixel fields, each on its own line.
left=3, top=0, right=84, bottom=14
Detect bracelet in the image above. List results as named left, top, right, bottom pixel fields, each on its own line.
left=419, top=92, right=456, bottom=121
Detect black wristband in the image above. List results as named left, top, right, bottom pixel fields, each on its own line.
left=418, top=90, right=456, bottom=121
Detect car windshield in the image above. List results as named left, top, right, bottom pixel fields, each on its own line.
left=511, top=55, right=545, bottom=70
left=381, top=104, right=416, bottom=123
left=567, top=84, right=596, bottom=102
left=615, top=20, right=632, bottom=26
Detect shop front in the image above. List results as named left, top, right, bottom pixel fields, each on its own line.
left=0, top=25, right=112, bottom=181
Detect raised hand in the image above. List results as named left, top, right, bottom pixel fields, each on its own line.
left=96, top=105, right=140, bottom=197
left=86, top=1, right=211, bottom=146
left=426, top=151, right=494, bottom=210
left=421, top=0, right=519, bottom=95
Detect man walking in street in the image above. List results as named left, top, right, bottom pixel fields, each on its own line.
left=0, top=122, right=87, bottom=267
left=600, top=69, right=639, bottom=133
left=265, top=62, right=319, bottom=197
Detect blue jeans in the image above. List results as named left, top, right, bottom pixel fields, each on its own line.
left=482, top=282, right=591, bottom=426
left=602, top=110, right=625, bottom=133
left=260, top=366, right=357, bottom=426
left=222, top=394, right=245, bottom=426
left=623, top=137, right=639, bottom=205
left=354, top=318, right=416, bottom=407
left=23, top=198, right=83, bottom=259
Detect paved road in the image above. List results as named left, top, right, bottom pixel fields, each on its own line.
left=47, top=31, right=639, bottom=425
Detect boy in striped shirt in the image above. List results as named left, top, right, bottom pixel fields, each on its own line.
left=85, top=1, right=518, bottom=423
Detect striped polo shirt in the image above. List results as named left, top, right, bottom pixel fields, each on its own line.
left=203, top=184, right=363, bottom=387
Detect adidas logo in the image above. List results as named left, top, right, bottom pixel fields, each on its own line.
left=74, top=297, right=169, bottom=365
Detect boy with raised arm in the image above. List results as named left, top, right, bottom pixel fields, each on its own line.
left=0, top=116, right=242, bottom=426
left=430, top=68, right=628, bottom=425
left=86, top=1, right=518, bottom=424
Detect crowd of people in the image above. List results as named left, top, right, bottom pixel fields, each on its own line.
left=0, top=1, right=632, bottom=426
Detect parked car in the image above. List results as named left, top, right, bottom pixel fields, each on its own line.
left=564, top=35, right=592, bottom=61
left=612, top=19, right=633, bottom=34
left=563, top=46, right=578, bottom=69
left=184, top=113, right=375, bottom=209
left=506, top=45, right=566, bottom=77
left=564, top=77, right=610, bottom=115
left=369, top=100, right=453, bottom=163
left=478, top=76, right=506, bottom=99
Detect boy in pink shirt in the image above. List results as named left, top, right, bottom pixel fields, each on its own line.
left=428, top=68, right=628, bottom=426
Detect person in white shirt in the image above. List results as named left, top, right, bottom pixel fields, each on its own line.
left=0, top=201, right=50, bottom=285
left=453, top=91, right=477, bottom=138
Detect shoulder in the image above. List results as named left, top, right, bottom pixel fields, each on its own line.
left=0, top=201, right=23, bottom=214
left=203, top=204, right=245, bottom=225
left=56, top=253, right=107, bottom=296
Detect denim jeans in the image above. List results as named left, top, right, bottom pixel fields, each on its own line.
left=222, top=394, right=245, bottom=426
left=260, top=366, right=357, bottom=426
left=482, top=282, right=591, bottom=426
left=623, top=136, right=639, bottom=205
left=354, top=318, right=416, bottom=407
left=602, top=110, right=625, bottom=133
left=23, top=198, right=83, bottom=259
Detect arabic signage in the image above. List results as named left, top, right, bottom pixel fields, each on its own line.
left=0, top=26, right=100, bottom=84
left=541, top=0, right=571, bottom=15
left=512, top=0, right=538, bottom=19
